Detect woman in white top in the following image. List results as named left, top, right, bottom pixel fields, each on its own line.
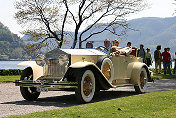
left=173, top=51, right=176, bottom=74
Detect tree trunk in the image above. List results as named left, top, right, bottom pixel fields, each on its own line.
left=79, top=38, right=82, bottom=49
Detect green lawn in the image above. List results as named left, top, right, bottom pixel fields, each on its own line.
left=7, top=90, right=176, bottom=118
left=0, top=75, right=20, bottom=82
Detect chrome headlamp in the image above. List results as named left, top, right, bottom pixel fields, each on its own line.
left=58, top=55, right=69, bottom=66
left=35, top=54, right=45, bottom=66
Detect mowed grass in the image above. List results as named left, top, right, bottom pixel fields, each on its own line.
left=150, top=68, right=176, bottom=80
left=152, top=73, right=176, bottom=80
left=7, top=90, right=176, bottom=118
left=0, top=75, right=20, bottom=82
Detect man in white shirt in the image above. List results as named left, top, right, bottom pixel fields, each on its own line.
left=101, top=38, right=111, bottom=54
left=173, top=51, right=176, bottom=74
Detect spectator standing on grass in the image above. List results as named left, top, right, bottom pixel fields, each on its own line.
left=137, top=44, right=146, bottom=62
left=161, top=48, right=171, bottom=75
left=145, top=48, right=152, bottom=67
left=154, top=45, right=162, bottom=74
left=167, top=48, right=172, bottom=68
left=173, top=51, right=176, bottom=74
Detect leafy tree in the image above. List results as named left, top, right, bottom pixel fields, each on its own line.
left=15, top=0, right=147, bottom=52
left=0, top=22, right=14, bottom=42
left=0, top=22, right=30, bottom=59
left=15, top=0, right=63, bottom=55
left=10, top=48, right=23, bottom=59
left=63, top=0, right=147, bottom=48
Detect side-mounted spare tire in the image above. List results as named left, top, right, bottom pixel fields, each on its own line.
left=20, top=67, right=40, bottom=101
left=96, top=57, right=114, bottom=83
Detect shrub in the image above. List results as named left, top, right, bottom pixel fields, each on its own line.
left=0, top=69, right=22, bottom=76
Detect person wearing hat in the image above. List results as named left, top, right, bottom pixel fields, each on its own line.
left=145, top=48, right=152, bottom=67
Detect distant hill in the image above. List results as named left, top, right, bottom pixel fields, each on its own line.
left=0, top=22, right=29, bottom=59
left=80, top=17, right=176, bottom=55
left=22, top=16, right=176, bottom=56
left=126, top=17, right=176, bottom=55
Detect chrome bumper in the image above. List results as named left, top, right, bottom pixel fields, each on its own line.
left=14, top=80, right=78, bottom=91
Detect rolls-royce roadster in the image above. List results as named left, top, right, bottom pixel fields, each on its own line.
left=15, top=48, right=152, bottom=103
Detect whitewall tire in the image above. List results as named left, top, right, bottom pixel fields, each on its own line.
left=75, top=69, right=96, bottom=103
left=134, top=68, right=148, bottom=93
left=100, top=58, right=114, bottom=83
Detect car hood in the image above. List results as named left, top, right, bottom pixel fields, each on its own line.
left=45, top=48, right=106, bottom=59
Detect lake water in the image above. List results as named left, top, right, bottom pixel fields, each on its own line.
left=0, top=60, right=175, bottom=70
left=0, top=61, right=27, bottom=70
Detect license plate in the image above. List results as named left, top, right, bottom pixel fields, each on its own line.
left=37, top=87, right=48, bottom=92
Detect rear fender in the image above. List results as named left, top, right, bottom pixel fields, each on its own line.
left=18, top=61, right=43, bottom=81
left=127, top=62, right=150, bottom=84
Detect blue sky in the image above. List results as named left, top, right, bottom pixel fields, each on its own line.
left=0, top=0, right=175, bottom=36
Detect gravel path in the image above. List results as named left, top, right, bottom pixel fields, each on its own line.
left=0, top=79, right=176, bottom=117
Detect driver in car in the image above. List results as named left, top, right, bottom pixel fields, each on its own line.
left=98, top=38, right=111, bottom=54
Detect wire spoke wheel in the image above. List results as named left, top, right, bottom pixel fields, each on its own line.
left=83, top=76, right=93, bottom=97
left=134, top=68, right=148, bottom=93
left=75, top=69, right=95, bottom=103
left=100, top=58, right=114, bottom=83
left=102, top=62, right=111, bottom=80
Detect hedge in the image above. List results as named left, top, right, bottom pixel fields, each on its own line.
left=0, top=69, right=22, bottom=76
left=0, top=68, right=174, bottom=76
left=150, top=68, right=174, bottom=73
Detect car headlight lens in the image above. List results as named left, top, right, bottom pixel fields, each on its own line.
left=35, top=54, right=45, bottom=66
left=58, top=55, right=69, bottom=67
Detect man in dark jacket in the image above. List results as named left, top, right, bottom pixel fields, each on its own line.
left=154, top=45, right=161, bottom=74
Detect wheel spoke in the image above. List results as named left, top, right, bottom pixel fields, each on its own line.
left=83, top=75, right=93, bottom=97
left=102, top=62, right=111, bottom=79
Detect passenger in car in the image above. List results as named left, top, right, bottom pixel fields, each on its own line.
left=86, top=42, right=93, bottom=48
left=127, top=42, right=132, bottom=48
left=110, top=40, right=132, bottom=56
left=111, top=40, right=120, bottom=55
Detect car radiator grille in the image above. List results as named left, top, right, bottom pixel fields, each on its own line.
left=44, top=59, right=66, bottom=78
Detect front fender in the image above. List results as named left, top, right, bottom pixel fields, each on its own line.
left=18, top=61, right=43, bottom=81
left=69, top=61, right=113, bottom=89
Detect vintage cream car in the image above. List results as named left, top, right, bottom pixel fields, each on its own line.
left=15, top=48, right=152, bottom=103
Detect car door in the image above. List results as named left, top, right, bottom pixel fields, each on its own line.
left=110, top=55, right=133, bottom=84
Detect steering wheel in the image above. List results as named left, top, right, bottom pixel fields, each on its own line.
left=96, top=46, right=106, bottom=50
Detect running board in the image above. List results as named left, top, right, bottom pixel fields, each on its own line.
left=113, top=83, right=134, bottom=88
